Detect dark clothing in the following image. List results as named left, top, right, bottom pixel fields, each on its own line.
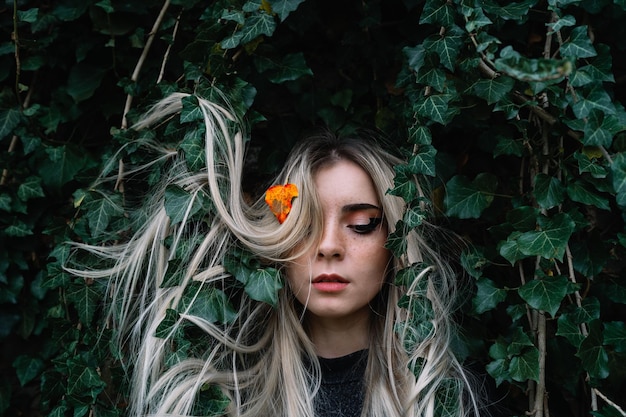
left=315, top=350, right=368, bottom=417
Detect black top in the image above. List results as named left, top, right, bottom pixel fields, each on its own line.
left=315, top=349, right=368, bottom=417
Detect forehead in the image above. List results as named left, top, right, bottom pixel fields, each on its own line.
left=313, top=159, right=379, bottom=204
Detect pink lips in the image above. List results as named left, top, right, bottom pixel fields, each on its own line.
left=312, top=274, right=349, bottom=292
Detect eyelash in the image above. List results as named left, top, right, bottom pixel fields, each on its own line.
left=348, top=217, right=382, bottom=234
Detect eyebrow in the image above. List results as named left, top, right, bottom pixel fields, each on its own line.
left=342, top=203, right=382, bottom=213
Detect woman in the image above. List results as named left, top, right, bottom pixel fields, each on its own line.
left=67, top=92, right=480, bottom=417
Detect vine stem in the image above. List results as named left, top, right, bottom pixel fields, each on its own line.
left=121, top=0, right=172, bottom=129
left=157, top=10, right=181, bottom=84
left=593, top=389, right=626, bottom=416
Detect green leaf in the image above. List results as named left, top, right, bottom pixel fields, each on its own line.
left=508, top=326, right=535, bottom=355
left=414, top=94, right=459, bottom=125
left=404, top=45, right=426, bottom=73
left=66, top=280, right=103, bottom=325
left=180, top=284, right=237, bottom=324
left=574, top=151, right=607, bottom=178
left=385, top=221, right=408, bottom=258
left=473, top=277, right=507, bottom=314
left=403, top=207, right=426, bottom=228
left=84, top=191, right=124, bottom=238
left=495, top=46, right=572, bottom=82
left=389, top=164, right=418, bottom=201
left=180, top=126, right=207, bottom=171
left=483, top=0, right=538, bottom=20
left=567, top=181, right=610, bottom=210
left=268, top=0, right=306, bottom=21
left=509, top=347, right=540, bottom=383
left=246, top=267, right=283, bottom=307
left=17, top=176, right=45, bottom=201
left=66, top=357, right=106, bottom=399
left=557, top=313, right=585, bottom=348
left=12, top=355, right=44, bottom=386
left=239, top=12, right=276, bottom=44
left=604, top=321, right=626, bottom=352
left=420, top=0, right=455, bottom=27
left=516, top=213, right=576, bottom=261
left=473, top=76, right=515, bottom=104
left=422, top=25, right=465, bottom=71
left=155, top=308, right=180, bottom=339
left=506, top=206, right=539, bottom=231
left=0, top=107, right=21, bottom=140
left=408, top=125, right=432, bottom=146
left=164, top=185, right=212, bottom=224
left=561, top=26, right=597, bottom=59
left=408, top=145, right=437, bottom=176
left=5, top=219, right=33, bottom=237
left=180, top=95, right=204, bottom=123
left=533, top=173, right=565, bottom=210
left=38, top=145, right=86, bottom=190
left=518, top=275, right=571, bottom=317
left=493, top=135, right=524, bottom=156
left=254, top=52, right=313, bottom=83
left=486, top=358, right=509, bottom=386
left=577, top=320, right=610, bottom=379
left=67, top=63, right=108, bottom=103
left=444, top=173, right=498, bottom=219
left=612, top=153, right=626, bottom=207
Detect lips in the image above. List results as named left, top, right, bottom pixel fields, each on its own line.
left=312, top=274, right=349, bottom=292
left=313, top=274, right=348, bottom=283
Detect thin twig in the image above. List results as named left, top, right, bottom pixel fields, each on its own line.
left=593, top=389, right=626, bottom=416
left=121, top=0, right=172, bottom=129
left=157, top=10, right=181, bottom=84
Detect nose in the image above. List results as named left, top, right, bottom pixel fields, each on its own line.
left=316, top=223, right=344, bottom=259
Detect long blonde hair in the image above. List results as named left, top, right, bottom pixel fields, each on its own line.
left=67, top=92, right=479, bottom=417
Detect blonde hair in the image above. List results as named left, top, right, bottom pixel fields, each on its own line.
left=67, top=92, right=479, bottom=417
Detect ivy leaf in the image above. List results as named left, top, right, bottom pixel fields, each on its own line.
left=389, top=164, right=418, bottom=201
left=12, top=355, right=44, bottom=386
left=444, top=173, right=498, bottom=219
left=0, top=107, right=21, bottom=140
left=239, top=12, right=276, bottom=44
left=486, top=358, right=509, bottom=386
left=460, top=247, right=489, bottom=278
left=403, top=207, right=426, bottom=228
left=408, top=125, right=432, bottom=146
left=473, top=76, right=515, bottom=104
left=509, top=347, right=540, bottom=383
left=574, top=151, right=607, bottom=179
left=155, top=309, right=181, bottom=339
left=420, top=0, right=455, bottom=27
left=164, top=185, right=212, bottom=224
left=179, top=126, right=207, bottom=172
left=408, top=145, right=437, bottom=176
left=506, top=206, right=539, bottom=231
left=473, top=277, right=507, bottom=314
left=577, top=320, right=610, bottom=379
left=567, top=180, right=610, bottom=210
left=385, top=221, right=408, bottom=258
left=557, top=313, right=585, bottom=348
left=246, top=267, right=283, bottom=307
left=254, top=52, right=313, bottom=83
left=422, top=24, right=464, bottom=71
left=414, top=94, right=459, bottom=125
left=516, top=213, right=575, bottom=261
left=66, top=279, right=103, bottom=325
left=84, top=191, right=124, bottom=238
left=533, top=173, right=565, bottom=210
left=418, top=65, right=447, bottom=93
left=571, top=84, right=615, bottom=119
left=483, top=0, right=538, bottom=20
left=66, top=356, right=106, bottom=400
left=17, top=176, right=45, bottom=201
left=67, top=63, right=107, bottom=103
left=611, top=153, right=626, bottom=207
left=518, top=275, right=571, bottom=317
left=561, top=26, right=597, bottom=59
left=5, top=219, right=34, bottom=237
left=493, top=135, right=524, bottom=157
left=180, top=95, right=203, bottom=123
left=404, top=44, right=426, bottom=73
left=508, top=326, right=534, bottom=355
left=495, top=46, right=572, bottom=82
left=268, top=0, right=306, bottom=21
left=180, top=284, right=237, bottom=324
left=604, top=321, right=626, bottom=352
left=38, top=145, right=86, bottom=190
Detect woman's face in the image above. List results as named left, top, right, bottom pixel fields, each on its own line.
left=286, top=159, right=391, bottom=323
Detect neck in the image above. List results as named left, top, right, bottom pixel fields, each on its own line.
left=306, top=311, right=371, bottom=358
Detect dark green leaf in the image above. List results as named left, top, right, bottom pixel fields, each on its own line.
left=408, top=125, right=432, bottom=146
left=84, top=191, right=125, bottom=238
left=164, top=185, right=212, bottom=224
left=246, top=267, right=283, bottom=307
left=180, top=284, right=237, bottom=324
left=155, top=309, right=180, bottom=339
left=506, top=206, right=539, bottom=231
left=422, top=25, right=464, bottom=71
left=518, top=275, right=571, bottom=317
left=268, top=0, right=306, bottom=21
left=483, top=0, right=538, bottom=20
left=5, top=219, right=33, bottom=237
left=495, top=46, right=572, bottom=82
left=420, top=0, right=455, bottom=27
left=509, top=347, right=540, bottom=383
left=67, top=63, right=107, bottom=103
left=39, top=145, right=86, bottom=190
left=486, top=358, right=509, bottom=386
left=17, top=176, right=45, bottom=201
left=388, top=165, right=418, bottom=201
left=561, top=26, right=597, bottom=59
left=557, top=313, right=585, bottom=348
left=534, top=173, right=565, bottom=210
left=240, top=12, right=276, bottom=44
left=473, top=76, right=515, bottom=104
left=567, top=180, right=610, bottom=210
left=574, top=151, right=607, bottom=178
left=473, top=277, right=507, bottom=314
left=180, top=95, right=204, bottom=123
left=612, top=153, right=626, bottom=206
left=408, top=145, right=437, bottom=176
left=577, top=321, right=610, bottom=379
left=66, top=280, right=103, bottom=325
left=385, top=221, right=408, bottom=258
left=180, top=126, right=207, bottom=171
left=604, top=321, right=626, bottom=352
left=444, top=173, right=498, bottom=219
left=516, top=213, right=576, bottom=261
left=493, top=135, right=524, bottom=157
left=0, top=107, right=21, bottom=140
left=404, top=45, right=426, bottom=73
left=414, top=94, right=459, bottom=125
left=254, top=52, right=313, bottom=83
left=12, top=355, right=44, bottom=386
left=460, top=247, right=489, bottom=279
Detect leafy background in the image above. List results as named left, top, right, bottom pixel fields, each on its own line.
left=1, top=0, right=626, bottom=416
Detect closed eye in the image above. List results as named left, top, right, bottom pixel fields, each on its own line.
left=348, top=217, right=382, bottom=234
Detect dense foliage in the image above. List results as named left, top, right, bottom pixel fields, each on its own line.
left=1, top=0, right=625, bottom=416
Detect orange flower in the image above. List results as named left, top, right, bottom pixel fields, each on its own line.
left=265, top=183, right=299, bottom=224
